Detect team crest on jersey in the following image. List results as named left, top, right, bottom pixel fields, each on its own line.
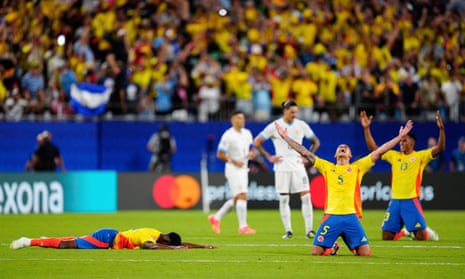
left=346, top=167, right=353, bottom=173
left=290, top=128, right=299, bottom=137
left=317, top=235, right=324, bottom=242
left=409, top=157, right=416, bottom=162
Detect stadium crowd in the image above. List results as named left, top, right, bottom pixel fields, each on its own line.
left=0, top=0, right=464, bottom=122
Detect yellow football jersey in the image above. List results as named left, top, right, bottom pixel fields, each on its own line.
left=114, top=228, right=161, bottom=249
left=314, top=155, right=373, bottom=217
left=382, top=149, right=433, bottom=199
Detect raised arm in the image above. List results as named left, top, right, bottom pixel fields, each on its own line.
left=370, top=120, right=413, bottom=162
left=360, top=111, right=378, bottom=151
left=274, top=122, right=316, bottom=166
left=431, top=111, right=445, bottom=157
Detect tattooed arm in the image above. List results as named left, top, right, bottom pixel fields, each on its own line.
left=274, top=122, right=316, bottom=166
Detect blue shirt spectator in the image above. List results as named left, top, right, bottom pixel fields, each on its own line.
left=154, top=74, right=175, bottom=115
left=21, top=66, right=45, bottom=99
left=252, top=72, right=271, bottom=121
left=60, top=67, right=78, bottom=98
left=450, top=136, right=465, bottom=172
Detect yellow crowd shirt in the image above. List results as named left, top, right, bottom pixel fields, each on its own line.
left=292, top=78, right=317, bottom=107
left=382, top=149, right=433, bottom=199
left=270, top=76, right=292, bottom=107
left=313, top=155, right=373, bottom=218
left=318, top=69, right=338, bottom=103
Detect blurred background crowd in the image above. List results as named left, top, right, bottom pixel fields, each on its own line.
left=0, top=0, right=465, bottom=122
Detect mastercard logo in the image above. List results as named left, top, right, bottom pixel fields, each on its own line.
left=152, top=175, right=201, bottom=209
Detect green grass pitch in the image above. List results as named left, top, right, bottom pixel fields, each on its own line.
left=1, top=209, right=464, bottom=279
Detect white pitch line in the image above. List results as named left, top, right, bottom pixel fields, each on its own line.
left=0, top=258, right=464, bottom=266
left=224, top=244, right=312, bottom=247
left=222, top=243, right=464, bottom=249
left=371, top=245, right=464, bottom=249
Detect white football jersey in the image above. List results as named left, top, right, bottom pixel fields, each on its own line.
left=259, top=118, right=316, bottom=171
left=217, top=127, right=253, bottom=171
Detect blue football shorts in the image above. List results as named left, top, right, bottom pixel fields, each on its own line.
left=313, top=214, right=369, bottom=249
left=382, top=198, right=427, bottom=233
left=75, top=228, right=119, bottom=249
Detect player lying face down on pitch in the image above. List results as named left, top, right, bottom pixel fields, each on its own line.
left=10, top=228, right=216, bottom=250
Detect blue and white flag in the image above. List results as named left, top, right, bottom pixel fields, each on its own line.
left=70, top=82, right=112, bottom=117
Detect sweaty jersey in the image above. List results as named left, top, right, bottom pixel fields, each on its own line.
left=382, top=149, right=433, bottom=199
left=113, top=228, right=161, bottom=249
left=217, top=127, right=253, bottom=171
left=259, top=118, right=316, bottom=171
left=313, top=155, right=374, bottom=217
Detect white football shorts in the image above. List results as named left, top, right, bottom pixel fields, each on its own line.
left=275, top=170, right=309, bottom=194
left=226, top=169, right=249, bottom=196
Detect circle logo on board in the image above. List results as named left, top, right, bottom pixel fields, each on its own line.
left=152, top=175, right=201, bottom=209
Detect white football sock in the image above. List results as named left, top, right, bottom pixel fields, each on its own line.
left=301, top=193, right=314, bottom=233
left=236, top=199, right=247, bottom=228
left=215, top=199, right=234, bottom=220
left=279, top=195, right=292, bottom=232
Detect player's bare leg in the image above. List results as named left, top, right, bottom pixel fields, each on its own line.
left=382, top=230, right=396, bottom=240
left=311, top=245, right=326, bottom=256
left=413, top=227, right=439, bottom=241
left=58, top=239, right=78, bottom=248
left=354, top=244, right=371, bottom=256
left=312, top=244, right=340, bottom=256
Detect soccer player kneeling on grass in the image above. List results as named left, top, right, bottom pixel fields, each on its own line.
left=361, top=111, right=444, bottom=241
left=274, top=119, right=413, bottom=256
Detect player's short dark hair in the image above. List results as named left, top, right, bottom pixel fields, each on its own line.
left=407, top=132, right=416, bottom=142
left=167, top=232, right=182, bottom=246
left=231, top=110, right=244, bottom=117
left=282, top=100, right=297, bottom=110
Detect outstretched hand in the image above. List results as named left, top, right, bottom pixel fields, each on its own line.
left=275, top=122, right=287, bottom=138
left=399, top=120, right=413, bottom=137
left=180, top=242, right=217, bottom=249
left=188, top=244, right=217, bottom=249
left=360, top=111, right=373, bottom=128
left=435, top=110, right=444, bottom=130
